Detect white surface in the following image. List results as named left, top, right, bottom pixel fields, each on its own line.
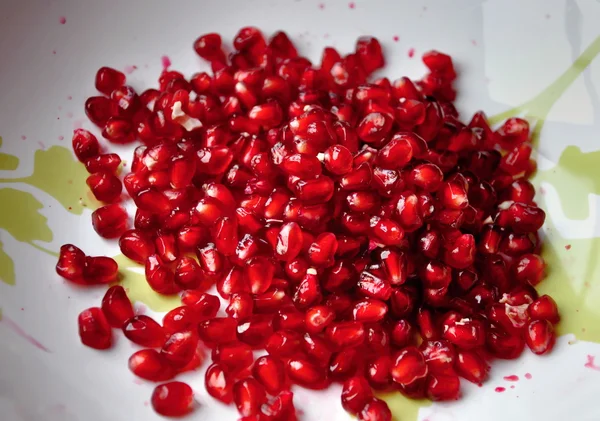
left=1, top=0, right=600, bottom=420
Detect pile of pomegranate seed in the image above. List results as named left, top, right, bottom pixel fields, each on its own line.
left=59, top=28, right=558, bottom=420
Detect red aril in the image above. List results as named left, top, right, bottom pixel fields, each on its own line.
left=151, top=381, right=194, bottom=417
left=122, top=315, right=166, bottom=348
left=128, top=349, right=176, bottom=382
left=101, top=285, right=134, bottom=328
left=78, top=307, right=112, bottom=349
left=91, top=204, right=128, bottom=239
left=72, top=129, right=100, bottom=162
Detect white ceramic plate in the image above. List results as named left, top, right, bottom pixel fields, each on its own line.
left=1, top=0, right=600, bottom=420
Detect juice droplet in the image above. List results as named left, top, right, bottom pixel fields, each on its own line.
left=503, top=375, right=519, bottom=382
left=59, top=16, right=66, bottom=25
left=495, top=387, right=506, bottom=393
left=524, top=373, right=532, bottom=379
left=408, top=48, right=415, bottom=58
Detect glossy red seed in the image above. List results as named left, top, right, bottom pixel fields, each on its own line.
left=391, top=347, right=428, bottom=387
left=213, top=342, right=254, bottom=373
left=78, top=307, right=112, bottom=349
left=325, top=321, right=365, bottom=348
left=83, top=256, right=119, bottom=284
left=122, top=315, right=166, bottom=348
left=305, top=305, right=336, bottom=334
left=145, top=254, right=178, bottom=294
left=525, top=319, right=556, bottom=355
left=56, top=244, right=86, bottom=283
left=287, top=357, right=327, bottom=389
left=234, top=378, right=267, bottom=417
left=151, top=381, right=194, bottom=417
left=198, top=317, right=237, bottom=345
left=86, top=172, right=122, bottom=203
left=455, top=350, right=489, bottom=384
left=359, top=398, right=392, bottom=421
left=91, top=204, right=128, bottom=239
left=95, top=67, right=126, bottom=95
left=101, top=285, right=134, bottom=328
left=426, top=373, right=460, bottom=401
left=341, top=376, right=373, bottom=414
left=253, top=356, right=287, bottom=395
left=528, top=295, right=560, bottom=324
left=128, top=349, right=176, bottom=382
left=72, top=129, right=100, bottom=162
left=161, top=330, right=199, bottom=368
left=205, top=363, right=234, bottom=404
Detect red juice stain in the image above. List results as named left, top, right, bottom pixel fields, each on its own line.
left=524, top=373, right=532, bottom=379
left=565, top=244, right=571, bottom=250
left=408, top=48, right=415, bottom=58
left=59, top=16, right=66, bottom=25
left=20, top=135, right=26, bottom=140
left=348, top=2, right=356, bottom=9
left=58, top=135, right=64, bottom=141
left=318, top=3, right=325, bottom=9
left=495, top=387, right=505, bottom=393
left=585, top=355, right=600, bottom=371
left=66, top=112, right=73, bottom=118
left=161, top=55, right=172, bottom=70
left=52, top=50, right=57, bottom=55
left=124, top=65, right=138, bottom=74
left=393, top=35, right=399, bottom=42
left=510, top=385, right=515, bottom=389
left=67, top=95, right=72, bottom=100
left=503, top=375, right=519, bottom=381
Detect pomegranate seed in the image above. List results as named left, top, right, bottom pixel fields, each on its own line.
left=287, top=357, right=327, bottom=389
left=194, top=33, right=226, bottom=63
left=151, top=381, right=194, bottom=417
left=128, top=349, right=176, bottom=382
left=253, top=355, right=287, bottom=395
left=91, top=204, right=128, bottom=239
left=145, top=254, right=178, bottom=294
left=391, top=347, right=428, bottom=387
left=213, top=342, right=254, bottom=373
left=56, top=244, right=86, bottom=283
left=205, top=363, right=234, bottom=404
left=455, top=350, right=489, bottom=384
left=198, top=317, right=237, bottom=345
left=305, top=305, right=336, bottom=334
left=72, top=129, right=100, bottom=162
left=426, top=373, right=460, bottom=401
left=234, top=378, right=267, bottom=417
left=101, top=285, right=134, bottom=328
left=528, top=295, right=560, bottom=324
left=359, top=398, right=392, bottom=421
left=83, top=256, right=118, bottom=284
left=85, top=96, right=118, bottom=126
left=325, top=321, right=365, bottom=348
left=95, top=67, right=125, bottom=95
left=122, top=315, right=166, bottom=348
left=275, top=222, right=303, bottom=261
left=162, top=306, right=200, bottom=334
left=341, top=376, right=373, bottom=414
left=513, top=253, right=546, bottom=285
left=525, top=319, right=556, bottom=355
left=86, top=172, right=122, bottom=203
left=85, top=153, right=121, bottom=174
left=78, top=307, right=112, bottom=349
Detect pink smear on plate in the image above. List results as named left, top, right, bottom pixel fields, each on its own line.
left=348, top=2, right=356, bottom=9
left=38, top=141, right=46, bottom=149
left=408, top=48, right=415, bottom=58
left=503, top=375, right=519, bottom=382
left=1, top=314, right=51, bottom=352
left=20, top=135, right=26, bottom=140
left=495, top=387, right=505, bottom=393
left=73, top=119, right=86, bottom=129
left=66, top=112, right=73, bottom=118
left=59, top=16, right=66, bottom=25
left=67, top=95, right=73, bottom=100
left=565, top=244, right=572, bottom=250
left=161, top=55, right=172, bottom=70
left=524, top=373, right=532, bottom=379
left=393, top=35, right=399, bottom=42
left=318, top=3, right=325, bottom=9
left=584, top=355, right=600, bottom=371
left=124, top=65, right=138, bottom=74
left=58, top=135, right=64, bottom=141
